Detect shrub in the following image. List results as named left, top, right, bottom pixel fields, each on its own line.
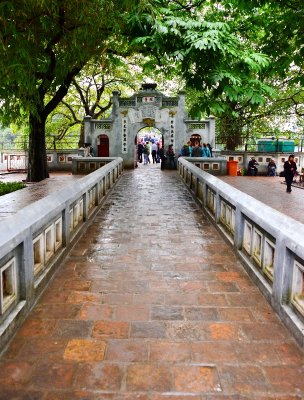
left=0, top=181, right=26, bottom=196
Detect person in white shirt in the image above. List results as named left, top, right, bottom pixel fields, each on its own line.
left=151, top=142, right=158, bottom=164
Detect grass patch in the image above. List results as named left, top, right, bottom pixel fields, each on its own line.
left=0, top=181, right=26, bottom=196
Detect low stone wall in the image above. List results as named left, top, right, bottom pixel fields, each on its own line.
left=0, top=158, right=123, bottom=351
left=0, top=150, right=79, bottom=172
left=183, top=156, right=227, bottom=175
left=178, top=157, right=304, bottom=347
left=72, top=157, right=119, bottom=174
left=221, top=151, right=304, bottom=175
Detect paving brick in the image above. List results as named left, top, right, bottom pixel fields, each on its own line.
left=131, top=322, right=167, bottom=338
left=1, top=167, right=304, bottom=398
left=63, top=339, right=106, bottom=361
left=75, top=363, right=123, bottom=391
left=151, top=306, right=184, bottom=320
left=90, top=278, right=121, bottom=293
left=63, top=279, right=92, bottom=291
left=31, top=362, right=76, bottom=389
left=0, top=390, right=45, bottom=400
left=126, top=364, right=172, bottom=392
left=207, top=281, right=240, bottom=293
left=173, top=365, right=221, bottom=393
left=0, top=361, right=32, bottom=388
left=67, top=290, right=103, bottom=303
left=165, top=322, right=207, bottom=341
left=150, top=395, right=201, bottom=400
left=18, top=338, right=67, bottom=361
left=150, top=342, right=192, bottom=362
left=219, top=365, right=269, bottom=393
left=115, top=305, right=150, bottom=321
left=274, top=342, right=304, bottom=364
left=191, top=341, right=238, bottom=363
left=78, top=303, right=114, bottom=320
left=105, top=340, right=148, bottom=362
left=53, top=320, right=93, bottom=338
left=92, top=321, right=130, bottom=339
left=165, top=292, right=199, bottom=305
left=217, top=307, right=255, bottom=322
left=216, top=271, right=244, bottom=282
left=150, top=396, right=202, bottom=400
left=241, top=322, right=290, bottom=341
left=184, top=307, right=219, bottom=321
left=1, top=338, right=25, bottom=360
left=133, top=293, right=165, bottom=305
left=179, top=281, right=206, bottom=292
left=32, top=304, right=82, bottom=319
left=264, top=366, right=304, bottom=392
left=234, top=342, right=280, bottom=364
left=104, top=293, right=134, bottom=305
left=17, top=319, right=56, bottom=337
left=206, top=323, right=241, bottom=340
left=197, top=293, right=228, bottom=306
left=38, top=289, right=70, bottom=304
left=226, top=293, right=267, bottom=306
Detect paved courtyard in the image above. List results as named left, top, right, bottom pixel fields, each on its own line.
left=219, top=175, right=304, bottom=224
left=0, top=165, right=303, bottom=399
left=0, top=172, right=82, bottom=219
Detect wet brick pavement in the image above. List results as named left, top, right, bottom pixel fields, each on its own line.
left=219, top=175, right=304, bottom=224
left=0, top=164, right=304, bottom=399
left=0, top=172, right=82, bottom=219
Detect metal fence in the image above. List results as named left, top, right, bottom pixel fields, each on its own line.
left=7, top=154, right=27, bottom=172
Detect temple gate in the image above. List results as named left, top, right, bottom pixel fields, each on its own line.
left=84, top=84, right=215, bottom=168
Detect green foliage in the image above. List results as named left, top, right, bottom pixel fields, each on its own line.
left=0, top=181, right=26, bottom=196
left=1, top=0, right=304, bottom=156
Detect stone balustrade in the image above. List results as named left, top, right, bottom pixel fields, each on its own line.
left=0, top=158, right=123, bottom=350
left=178, top=157, right=304, bottom=346
left=72, top=156, right=119, bottom=175
left=183, top=156, right=227, bottom=175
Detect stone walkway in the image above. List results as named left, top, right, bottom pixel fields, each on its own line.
left=0, top=165, right=304, bottom=399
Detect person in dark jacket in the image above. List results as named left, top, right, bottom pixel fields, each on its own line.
left=284, top=154, right=297, bottom=193
left=267, top=158, right=276, bottom=176
left=191, top=142, right=201, bottom=157
left=248, top=158, right=259, bottom=176
left=207, top=143, right=213, bottom=157
left=137, top=142, right=144, bottom=163
left=166, top=144, right=176, bottom=168
left=159, top=146, right=166, bottom=170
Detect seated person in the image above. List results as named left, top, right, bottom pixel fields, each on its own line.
left=248, top=158, right=258, bottom=176
left=267, top=159, right=276, bottom=176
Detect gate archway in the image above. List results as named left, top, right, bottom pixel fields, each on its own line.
left=136, top=127, right=163, bottom=146
left=84, top=83, right=215, bottom=168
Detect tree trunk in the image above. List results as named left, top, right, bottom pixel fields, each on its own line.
left=78, top=121, right=85, bottom=148
left=27, top=113, right=49, bottom=182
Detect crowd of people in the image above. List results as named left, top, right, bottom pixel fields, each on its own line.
left=137, top=139, right=214, bottom=169
left=179, top=141, right=213, bottom=158
left=137, top=140, right=299, bottom=194
left=137, top=137, right=162, bottom=165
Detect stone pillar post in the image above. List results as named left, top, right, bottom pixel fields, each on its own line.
left=111, top=90, right=120, bottom=119
left=177, top=91, right=187, bottom=153
left=178, top=91, right=186, bottom=117
left=208, top=116, right=216, bottom=147
left=84, top=115, right=92, bottom=145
